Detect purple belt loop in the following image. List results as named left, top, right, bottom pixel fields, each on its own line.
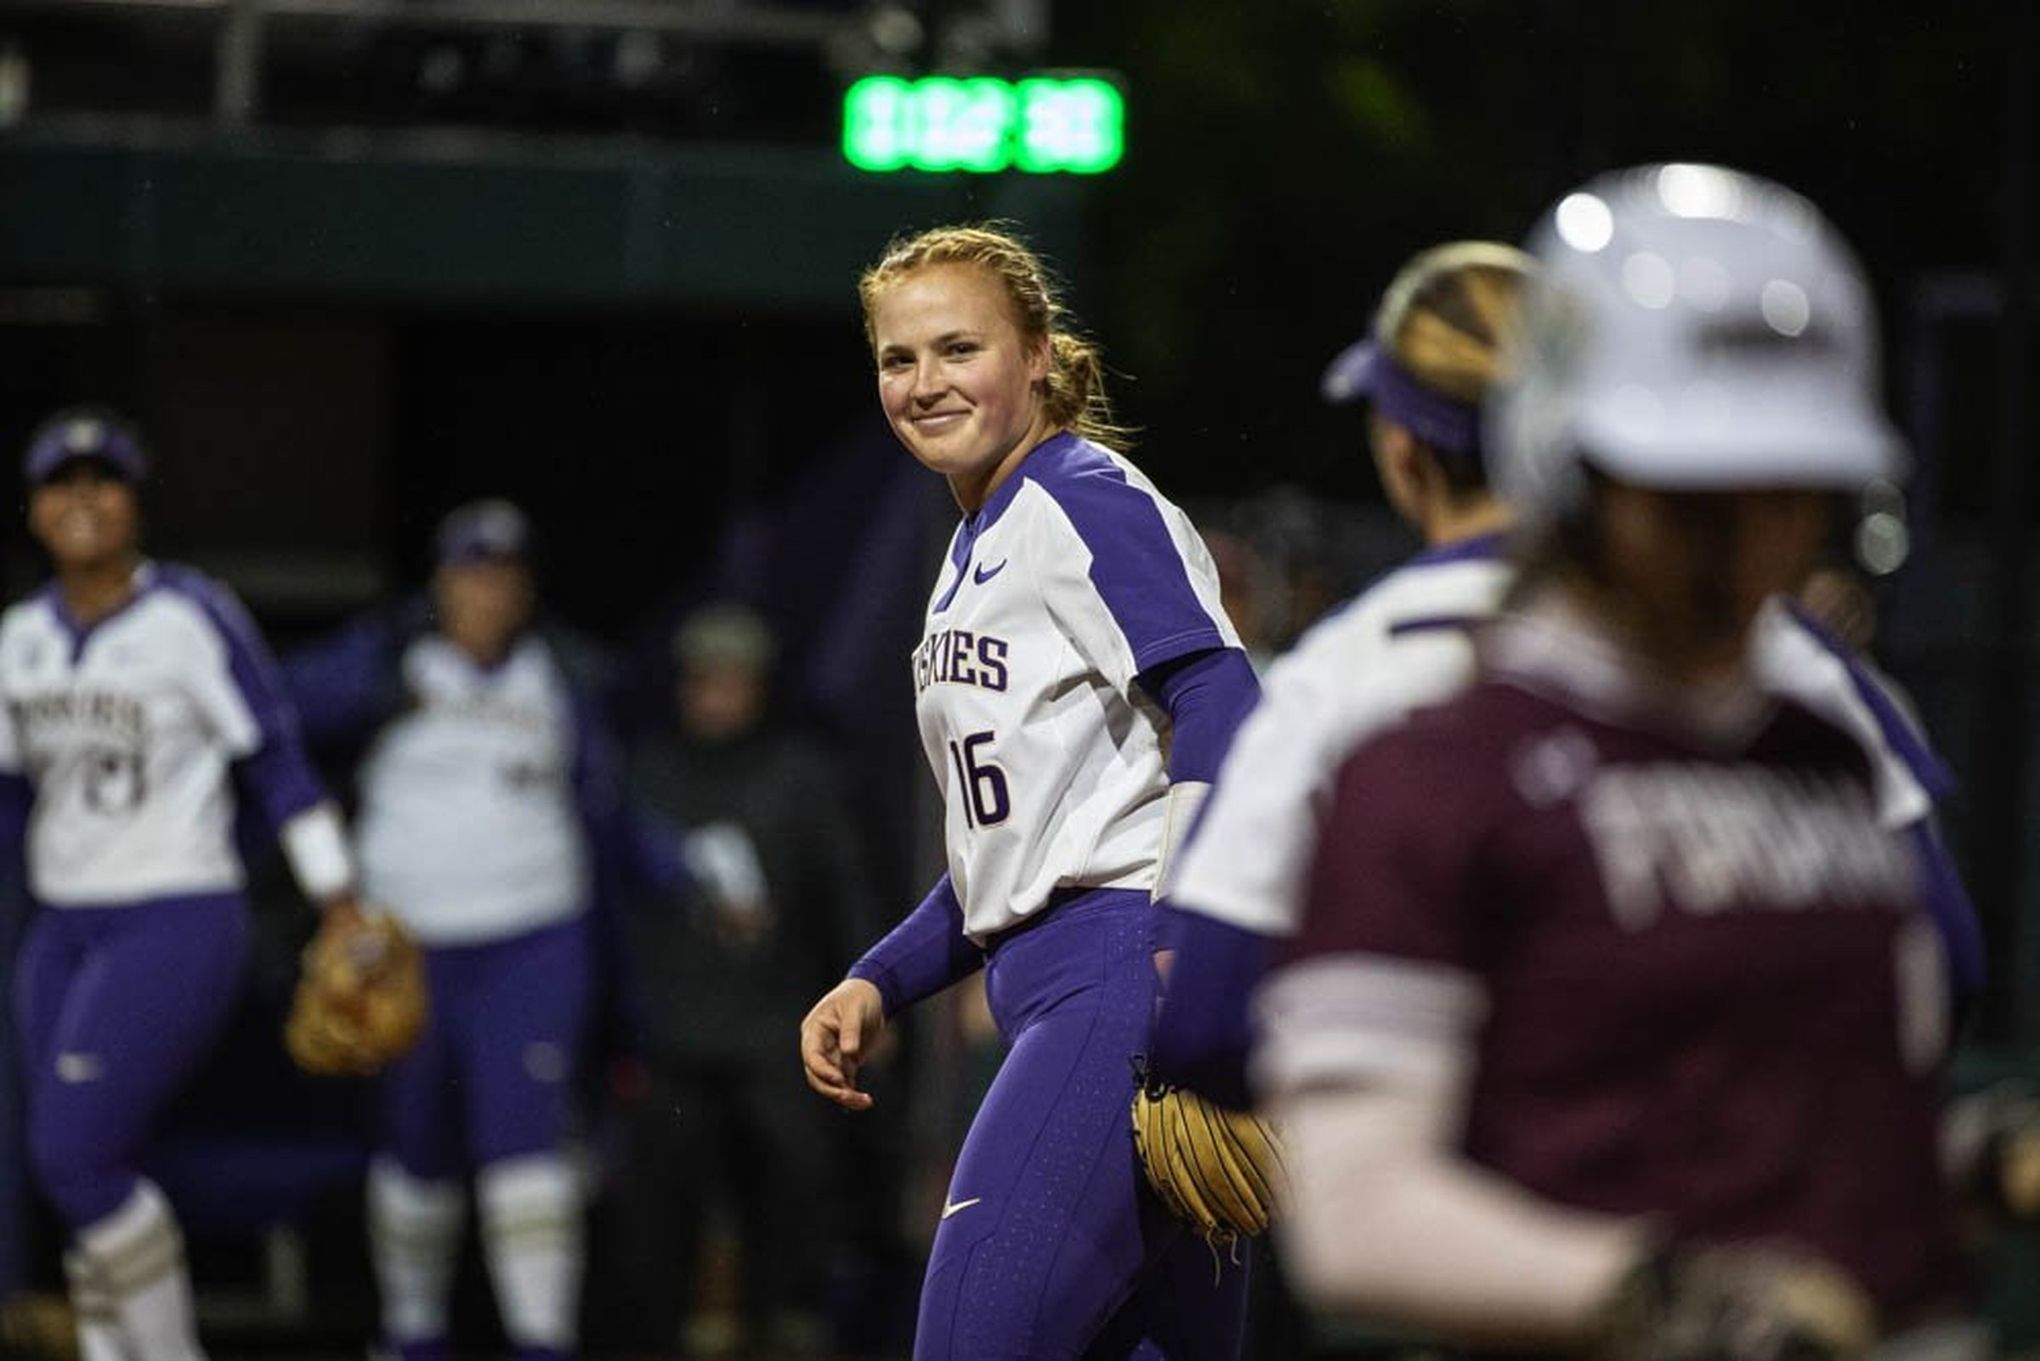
left=1368, top=349, right=1483, bottom=459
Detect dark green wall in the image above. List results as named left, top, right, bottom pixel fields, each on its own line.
left=0, top=126, right=1092, bottom=308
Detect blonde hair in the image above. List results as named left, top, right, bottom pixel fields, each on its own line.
left=859, top=224, right=1128, bottom=450
left=1373, top=241, right=1533, bottom=405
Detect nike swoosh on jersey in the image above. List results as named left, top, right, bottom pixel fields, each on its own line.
left=973, top=561, right=1008, bottom=585
left=940, top=1196, right=983, bottom=1220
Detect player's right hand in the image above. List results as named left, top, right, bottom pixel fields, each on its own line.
left=800, top=977, right=886, bottom=1112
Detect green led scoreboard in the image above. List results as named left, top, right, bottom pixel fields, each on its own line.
left=843, top=75, right=1125, bottom=175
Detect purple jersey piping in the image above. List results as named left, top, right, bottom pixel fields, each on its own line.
left=989, top=433, right=1227, bottom=674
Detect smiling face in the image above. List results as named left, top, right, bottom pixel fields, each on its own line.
left=29, top=460, right=141, bottom=576
left=870, top=263, right=1056, bottom=512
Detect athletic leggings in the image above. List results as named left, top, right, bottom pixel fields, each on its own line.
left=14, top=895, right=248, bottom=1229
left=379, top=914, right=592, bottom=1177
left=913, top=888, right=1248, bottom=1361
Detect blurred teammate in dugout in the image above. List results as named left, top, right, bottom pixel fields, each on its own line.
left=588, top=602, right=891, bottom=1359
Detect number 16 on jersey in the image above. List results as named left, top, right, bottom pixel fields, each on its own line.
left=948, top=731, right=1010, bottom=828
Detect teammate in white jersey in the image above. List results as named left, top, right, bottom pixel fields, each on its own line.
left=1151, top=241, right=1982, bottom=1109
left=797, top=226, right=1263, bottom=1359
left=283, top=500, right=662, bottom=1361
left=1259, top=161, right=1971, bottom=1358
left=2, top=408, right=360, bottom=1361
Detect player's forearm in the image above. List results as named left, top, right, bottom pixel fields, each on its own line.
left=1149, top=641, right=1351, bottom=953
left=1148, top=907, right=1268, bottom=1106
left=1145, top=647, right=1259, bottom=903
left=847, top=872, right=982, bottom=1016
left=1139, top=646, right=1260, bottom=786
left=1273, top=1083, right=1646, bottom=1347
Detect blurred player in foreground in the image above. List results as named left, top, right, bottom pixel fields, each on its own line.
left=1257, top=164, right=1973, bottom=1356
left=1153, top=234, right=1982, bottom=1109
left=797, top=224, right=1262, bottom=1359
left=1152, top=241, right=1527, bottom=1107
left=3, top=409, right=361, bottom=1361
left=284, top=500, right=646, bottom=1361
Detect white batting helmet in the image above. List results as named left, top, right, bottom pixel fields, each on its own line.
left=1487, top=163, right=1906, bottom=514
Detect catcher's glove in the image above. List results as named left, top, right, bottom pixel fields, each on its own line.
left=1591, top=1242, right=1876, bottom=1361
left=284, top=909, right=427, bottom=1076
left=1129, top=1069, right=1286, bottom=1248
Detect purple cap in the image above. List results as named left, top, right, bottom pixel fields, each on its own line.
left=23, top=411, right=150, bottom=486
left=435, top=498, right=531, bottom=565
left=1320, top=339, right=1483, bottom=458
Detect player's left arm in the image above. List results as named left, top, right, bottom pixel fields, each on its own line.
left=562, top=673, right=655, bottom=1073
left=1135, top=647, right=1263, bottom=1106
left=1780, top=600, right=1985, bottom=1001
left=1137, top=646, right=1261, bottom=872
left=1781, top=624, right=2036, bottom=1217
left=1034, top=460, right=1256, bottom=845
left=185, top=576, right=358, bottom=912
left=1034, top=464, right=1266, bottom=1098
left=275, top=604, right=413, bottom=749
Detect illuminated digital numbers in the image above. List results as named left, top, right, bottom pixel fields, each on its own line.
left=843, top=75, right=1125, bottom=175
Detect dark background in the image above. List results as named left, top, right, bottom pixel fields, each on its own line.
left=1, top=1, right=2036, bottom=1354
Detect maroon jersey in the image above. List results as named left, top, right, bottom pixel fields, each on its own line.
left=1266, top=608, right=1961, bottom=1320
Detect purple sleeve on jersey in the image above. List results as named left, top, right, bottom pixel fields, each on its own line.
left=847, top=872, right=982, bottom=1017
left=169, top=570, right=329, bottom=831
left=1036, top=441, right=1228, bottom=673
left=1784, top=601, right=1957, bottom=800
left=0, top=772, right=27, bottom=877
left=1907, top=819, right=1986, bottom=1003
left=1137, top=646, right=1260, bottom=784
left=1149, top=904, right=1267, bottom=1108
left=561, top=673, right=658, bottom=1064
left=1130, top=648, right=1261, bottom=1102
left=619, top=809, right=694, bottom=898
left=564, top=670, right=690, bottom=897
left=1779, top=603, right=1979, bottom=994
left=278, top=613, right=408, bottom=747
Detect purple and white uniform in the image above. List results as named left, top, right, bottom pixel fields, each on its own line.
left=2, top=561, right=351, bottom=1231
left=348, top=631, right=597, bottom=1168
left=1154, top=536, right=1980, bottom=1106
left=284, top=603, right=625, bottom=1361
left=847, top=433, right=1259, bottom=1360
left=1257, top=602, right=1965, bottom=1322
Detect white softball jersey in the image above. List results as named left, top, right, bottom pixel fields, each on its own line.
left=1167, top=535, right=1513, bottom=939
left=0, top=561, right=350, bottom=907
left=1168, top=534, right=1938, bottom=941
left=913, top=433, right=1239, bottom=942
left=354, top=633, right=589, bottom=945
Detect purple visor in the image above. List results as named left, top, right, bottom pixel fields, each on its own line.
left=23, top=415, right=149, bottom=486
left=435, top=498, right=531, bottom=565
left=1320, top=340, right=1482, bottom=459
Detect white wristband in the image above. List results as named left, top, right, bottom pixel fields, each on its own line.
left=280, top=801, right=356, bottom=903
left=1155, top=780, right=1211, bottom=901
